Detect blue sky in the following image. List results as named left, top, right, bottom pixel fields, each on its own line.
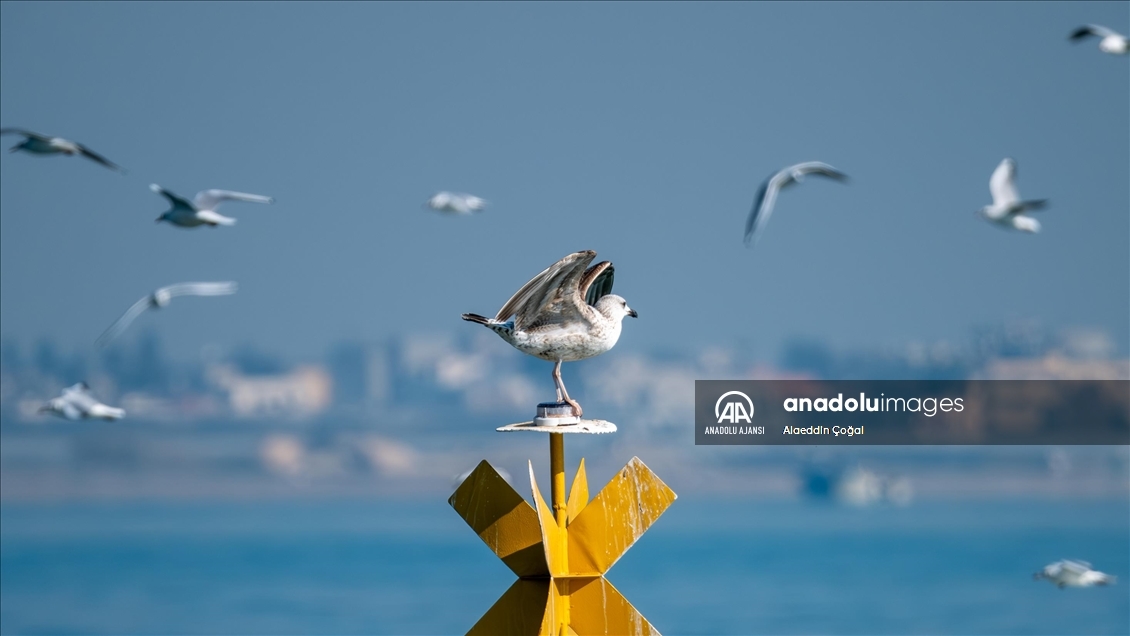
left=1, top=2, right=1127, bottom=361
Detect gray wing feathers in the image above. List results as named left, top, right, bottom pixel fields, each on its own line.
left=150, top=184, right=196, bottom=210
left=194, top=190, right=275, bottom=210
left=96, top=296, right=154, bottom=348
left=160, top=282, right=239, bottom=298
left=494, top=251, right=596, bottom=327
left=77, top=145, right=126, bottom=173
left=0, top=127, right=48, bottom=140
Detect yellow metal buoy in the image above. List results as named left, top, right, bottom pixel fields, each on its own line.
left=450, top=412, right=676, bottom=635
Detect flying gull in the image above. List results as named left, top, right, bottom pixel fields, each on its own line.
left=462, top=250, right=637, bottom=417
left=39, top=383, right=125, bottom=421
left=426, top=191, right=487, bottom=215
left=1034, top=560, right=1117, bottom=588
left=977, top=158, right=1047, bottom=233
left=744, top=161, right=848, bottom=247
left=97, top=281, right=238, bottom=347
left=1, top=127, right=126, bottom=173
left=152, top=184, right=274, bottom=228
left=1069, top=25, right=1129, bottom=55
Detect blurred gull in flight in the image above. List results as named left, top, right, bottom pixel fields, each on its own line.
left=1069, top=25, right=1129, bottom=55
left=977, top=158, right=1047, bottom=233
left=39, top=383, right=125, bottom=421
left=426, top=191, right=487, bottom=215
left=1034, top=560, right=1117, bottom=588
left=152, top=184, right=274, bottom=228
left=744, top=162, right=848, bottom=247
left=1, top=127, right=126, bottom=173
left=462, top=250, right=637, bottom=417
left=97, top=282, right=238, bottom=347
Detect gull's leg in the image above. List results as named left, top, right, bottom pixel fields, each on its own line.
left=551, top=360, right=582, bottom=418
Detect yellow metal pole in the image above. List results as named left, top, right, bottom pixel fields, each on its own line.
left=550, top=433, right=566, bottom=527
left=549, top=432, right=568, bottom=632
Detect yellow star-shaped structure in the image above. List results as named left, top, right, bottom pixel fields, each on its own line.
left=450, top=437, right=676, bottom=635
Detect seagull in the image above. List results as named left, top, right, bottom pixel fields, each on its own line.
left=152, top=184, right=274, bottom=228
left=1034, top=560, right=1117, bottom=588
left=977, top=158, right=1047, bottom=233
left=96, top=281, right=238, bottom=347
left=1069, top=25, right=1129, bottom=55
left=39, top=383, right=125, bottom=421
left=1, top=128, right=126, bottom=173
left=426, top=191, right=487, bottom=215
left=744, top=161, right=848, bottom=247
left=461, top=250, right=637, bottom=417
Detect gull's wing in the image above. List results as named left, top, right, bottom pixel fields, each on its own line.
left=63, top=382, right=93, bottom=396
left=76, top=144, right=126, bottom=173
left=0, top=127, right=51, bottom=140
left=989, top=158, right=1020, bottom=207
left=1070, top=25, right=1118, bottom=41
left=494, top=251, right=595, bottom=326
left=1062, top=560, right=1093, bottom=573
left=792, top=161, right=849, bottom=182
left=96, top=295, right=154, bottom=348
left=580, top=261, right=614, bottom=307
left=194, top=190, right=274, bottom=210
left=744, top=171, right=784, bottom=246
left=159, top=282, right=239, bottom=298
left=150, top=184, right=196, bottom=210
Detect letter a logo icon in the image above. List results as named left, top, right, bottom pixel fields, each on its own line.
left=715, top=391, right=754, bottom=424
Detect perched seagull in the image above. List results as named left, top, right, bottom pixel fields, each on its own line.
left=1034, top=560, right=1117, bottom=589
left=152, top=184, right=274, bottom=228
left=1069, top=25, right=1129, bottom=55
left=744, top=161, right=848, bottom=247
left=462, top=250, right=637, bottom=417
left=977, top=158, right=1047, bottom=233
left=1, top=127, right=126, bottom=173
left=96, top=281, right=238, bottom=347
left=39, top=383, right=125, bottom=421
left=426, top=191, right=487, bottom=215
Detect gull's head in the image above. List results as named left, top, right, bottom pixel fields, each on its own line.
left=596, top=294, right=638, bottom=322
left=151, top=289, right=172, bottom=307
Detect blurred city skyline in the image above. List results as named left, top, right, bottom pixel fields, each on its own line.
left=1, top=2, right=1128, bottom=362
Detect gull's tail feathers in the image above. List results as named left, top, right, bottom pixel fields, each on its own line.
left=461, top=313, right=492, bottom=325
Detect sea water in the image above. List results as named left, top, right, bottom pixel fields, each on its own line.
left=2, top=497, right=1127, bottom=635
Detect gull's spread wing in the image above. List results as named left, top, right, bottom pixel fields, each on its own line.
left=194, top=190, right=274, bottom=210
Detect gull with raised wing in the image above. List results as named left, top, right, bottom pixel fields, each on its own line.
left=1034, top=560, right=1117, bottom=588
left=977, top=158, right=1047, bottom=233
left=426, top=191, right=487, bottom=215
left=152, top=184, right=274, bottom=228
left=97, top=282, right=238, bottom=347
left=1069, top=24, right=1129, bottom=55
left=39, top=383, right=125, bottom=421
left=462, top=250, right=637, bottom=417
left=1, top=127, right=126, bottom=173
left=744, top=161, right=848, bottom=247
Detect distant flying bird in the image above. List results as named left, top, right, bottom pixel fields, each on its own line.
left=1034, top=560, right=1117, bottom=588
left=152, top=184, right=274, bottom=228
left=1069, top=25, right=1129, bottom=55
left=462, top=250, right=637, bottom=417
left=426, top=191, right=487, bottom=215
left=97, top=282, right=238, bottom=347
left=1, top=128, right=126, bottom=173
left=977, top=158, right=1047, bottom=233
left=744, top=162, right=848, bottom=247
left=39, top=383, right=125, bottom=421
